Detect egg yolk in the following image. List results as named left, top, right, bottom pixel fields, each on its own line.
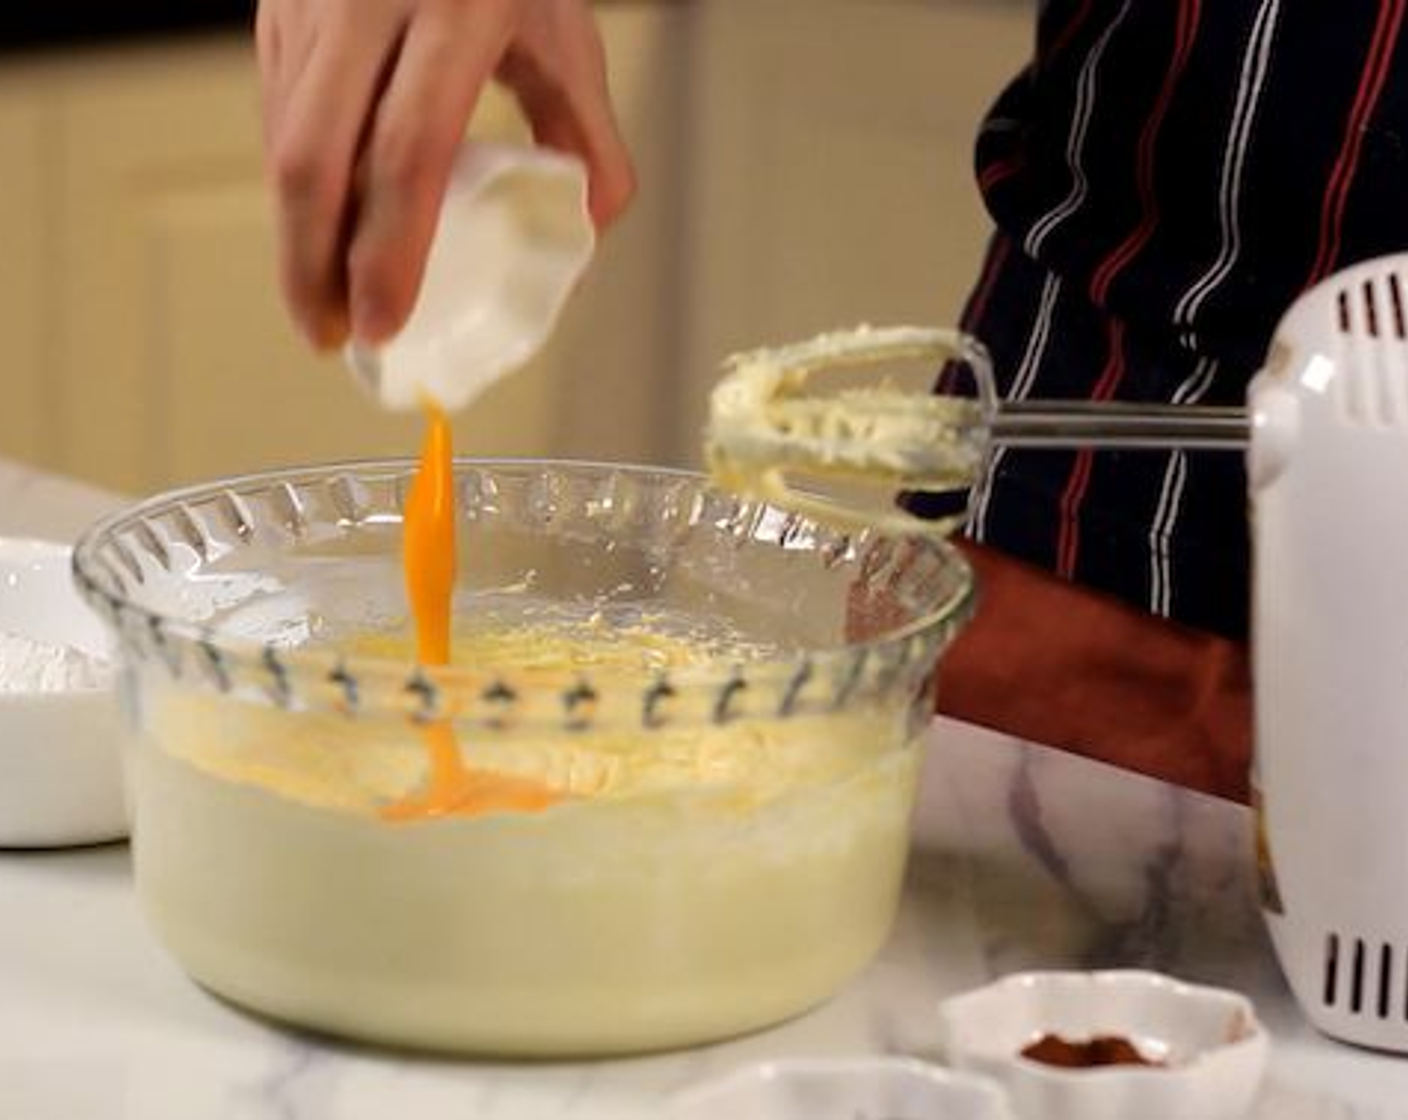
left=381, top=404, right=561, bottom=821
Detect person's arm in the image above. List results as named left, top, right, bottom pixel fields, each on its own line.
left=255, top=0, right=635, bottom=350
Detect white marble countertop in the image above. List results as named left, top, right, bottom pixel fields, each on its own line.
left=4, top=459, right=1408, bottom=1118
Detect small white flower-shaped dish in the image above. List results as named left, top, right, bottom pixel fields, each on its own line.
left=0, top=537, right=125, bottom=847
left=665, top=1056, right=1013, bottom=1120
left=938, top=970, right=1268, bottom=1120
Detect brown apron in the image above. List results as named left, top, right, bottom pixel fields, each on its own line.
left=934, top=542, right=1253, bottom=803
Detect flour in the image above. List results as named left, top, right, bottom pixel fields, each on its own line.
left=0, top=631, right=112, bottom=693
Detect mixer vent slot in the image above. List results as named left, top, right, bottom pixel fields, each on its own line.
left=1337, top=274, right=1408, bottom=339
left=1322, top=933, right=1404, bottom=1019
left=1331, top=270, right=1408, bottom=428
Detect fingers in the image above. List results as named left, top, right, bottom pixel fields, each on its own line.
left=262, top=3, right=409, bottom=348
left=520, top=75, right=636, bottom=229
left=257, top=0, right=637, bottom=353
left=499, top=5, right=636, bottom=228
left=255, top=0, right=316, bottom=141
left=253, top=2, right=281, bottom=136
left=347, top=2, right=514, bottom=344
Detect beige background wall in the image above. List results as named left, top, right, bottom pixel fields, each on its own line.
left=0, top=1, right=1031, bottom=495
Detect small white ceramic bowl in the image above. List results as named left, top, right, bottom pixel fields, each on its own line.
left=0, top=537, right=125, bottom=846
left=937, top=970, right=1267, bottom=1120
left=346, top=140, right=595, bottom=414
left=665, top=1056, right=1013, bottom=1120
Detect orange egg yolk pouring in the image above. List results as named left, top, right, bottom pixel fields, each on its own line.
left=403, top=405, right=457, bottom=668
left=381, top=405, right=560, bottom=821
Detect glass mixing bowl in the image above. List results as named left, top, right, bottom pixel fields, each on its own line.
left=72, top=459, right=973, bottom=1056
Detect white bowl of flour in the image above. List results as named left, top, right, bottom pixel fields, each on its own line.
left=0, top=537, right=124, bottom=846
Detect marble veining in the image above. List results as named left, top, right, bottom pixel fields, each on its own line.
left=4, top=721, right=1407, bottom=1118
left=4, top=457, right=1408, bottom=1117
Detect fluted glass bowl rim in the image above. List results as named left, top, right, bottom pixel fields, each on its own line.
left=70, top=457, right=975, bottom=727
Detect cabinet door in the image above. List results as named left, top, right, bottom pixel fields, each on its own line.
left=0, top=78, right=50, bottom=466
left=47, top=10, right=694, bottom=494
left=50, top=39, right=563, bottom=492
left=9, top=5, right=1028, bottom=492
left=669, top=0, right=1032, bottom=463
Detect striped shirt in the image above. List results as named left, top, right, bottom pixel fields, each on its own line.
left=923, top=0, right=1408, bottom=639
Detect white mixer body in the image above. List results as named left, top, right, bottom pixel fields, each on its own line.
left=1251, top=252, right=1408, bottom=1050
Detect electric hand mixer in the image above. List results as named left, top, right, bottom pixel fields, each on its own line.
left=704, top=252, right=1408, bottom=1052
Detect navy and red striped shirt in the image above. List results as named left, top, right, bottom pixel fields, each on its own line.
left=934, top=0, right=1408, bottom=639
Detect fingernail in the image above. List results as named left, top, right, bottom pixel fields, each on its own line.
left=352, top=293, right=392, bottom=346
left=297, top=316, right=328, bottom=350
left=315, top=309, right=351, bottom=352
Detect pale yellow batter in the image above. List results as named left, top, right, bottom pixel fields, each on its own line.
left=130, top=621, right=924, bottom=1055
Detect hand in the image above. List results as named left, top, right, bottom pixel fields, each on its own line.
left=255, top=0, right=636, bottom=349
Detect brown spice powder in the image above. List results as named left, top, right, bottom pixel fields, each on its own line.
left=1020, top=1033, right=1162, bottom=1068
